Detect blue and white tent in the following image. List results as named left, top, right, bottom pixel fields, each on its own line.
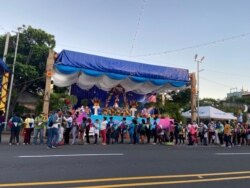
left=53, top=50, right=189, bottom=95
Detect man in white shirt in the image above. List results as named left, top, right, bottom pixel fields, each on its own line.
left=63, top=111, right=73, bottom=144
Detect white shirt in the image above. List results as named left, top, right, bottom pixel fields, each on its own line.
left=64, top=116, right=73, bottom=128
left=29, top=118, right=35, bottom=128
left=101, top=120, right=107, bottom=130
left=93, top=122, right=100, bottom=134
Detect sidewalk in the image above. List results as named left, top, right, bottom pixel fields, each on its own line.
left=1, top=131, right=11, bottom=144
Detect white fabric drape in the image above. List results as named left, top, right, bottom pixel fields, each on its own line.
left=53, top=71, right=182, bottom=94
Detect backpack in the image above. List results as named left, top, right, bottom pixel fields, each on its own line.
left=11, top=116, right=21, bottom=127
left=47, top=114, right=57, bottom=127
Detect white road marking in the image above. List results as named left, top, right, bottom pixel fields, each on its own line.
left=17, top=153, right=124, bottom=158
left=216, top=153, right=250, bottom=155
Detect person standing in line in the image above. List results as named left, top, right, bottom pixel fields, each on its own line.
left=178, top=123, right=185, bottom=144
left=71, top=111, right=80, bottom=145
left=140, top=119, right=146, bottom=144
left=106, top=117, right=114, bottom=145
left=152, top=117, right=158, bottom=144
left=93, top=119, right=100, bottom=144
left=119, top=117, right=127, bottom=144
left=63, top=111, right=73, bottom=145
left=85, top=118, right=92, bottom=144
left=201, top=122, right=208, bottom=145
left=128, top=119, right=135, bottom=144
left=100, top=117, right=107, bottom=145
left=216, top=121, right=224, bottom=145
left=47, top=109, right=61, bottom=149
left=0, top=110, right=5, bottom=143
left=133, top=119, right=140, bottom=144
left=208, top=121, right=216, bottom=144
left=110, top=120, right=117, bottom=144
left=79, top=117, right=87, bottom=145
left=224, top=121, right=233, bottom=148
left=9, top=113, right=23, bottom=146
left=145, top=118, right=151, bottom=144
left=174, top=122, right=180, bottom=145
left=23, top=114, right=34, bottom=145
left=33, top=113, right=46, bottom=145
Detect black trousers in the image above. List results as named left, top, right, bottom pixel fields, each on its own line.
left=64, top=128, right=71, bottom=144
left=10, top=126, right=20, bottom=144
left=218, top=133, right=224, bottom=145
left=153, top=129, right=157, bottom=143
left=86, top=129, right=90, bottom=143
left=106, top=130, right=111, bottom=144
left=225, top=135, right=232, bottom=147
left=146, top=130, right=151, bottom=143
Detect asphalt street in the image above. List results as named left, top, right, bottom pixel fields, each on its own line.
left=0, top=134, right=250, bottom=188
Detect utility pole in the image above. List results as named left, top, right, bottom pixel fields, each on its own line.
left=190, top=73, right=197, bottom=122
left=42, top=49, right=55, bottom=118
left=5, top=28, right=22, bottom=130
left=194, top=54, right=205, bottom=125
left=2, top=32, right=10, bottom=62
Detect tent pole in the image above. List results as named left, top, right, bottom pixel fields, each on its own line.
left=42, top=50, right=55, bottom=118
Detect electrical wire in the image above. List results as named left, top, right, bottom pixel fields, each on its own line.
left=204, top=68, right=250, bottom=79
left=0, top=25, right=8, bottom=32
left=133, top=32, right=250, bottom=57
left=129, top=0, right=147, bottom=56
left=15, top=75, right=45, bottom=87
left=200, top=76, right=235, bottom=88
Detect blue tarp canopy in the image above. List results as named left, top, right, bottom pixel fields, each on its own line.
left=53, top=50, right=189, bottom=95
left=0, top=59, right=9, bottom=73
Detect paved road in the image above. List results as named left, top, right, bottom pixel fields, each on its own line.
left=0, top=134, right=250, bottom=187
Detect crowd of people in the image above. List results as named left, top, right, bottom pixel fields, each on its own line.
left=1, top=107, right=250, bottom=149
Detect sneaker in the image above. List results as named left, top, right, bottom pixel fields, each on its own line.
left=52, top=146, right=57, bottom=149
left=47, top=146, right=52, bottom=149
left=9, top=143, right=12, bottom=146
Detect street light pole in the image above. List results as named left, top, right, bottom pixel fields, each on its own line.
left=194, top=54, right=204, bottom=126
left=4, top=27, right=22, bottom=129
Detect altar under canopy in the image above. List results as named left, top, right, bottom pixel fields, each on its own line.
left=53, top=50, right=189, bottom=109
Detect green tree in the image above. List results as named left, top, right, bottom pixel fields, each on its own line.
left=150, top=89, right=191, bottom=122
left=199, top=98, right=221, bottom=107
left=0, top=25, right=56, bottom=116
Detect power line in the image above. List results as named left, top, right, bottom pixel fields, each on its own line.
left=200, top=76, right=235, bottom=88
left=133, top=32, right=250, bottom=57
left=205, top=68, right=250, bottom=79
left=129, top=0, right=147, bottom=56
left=0, top=25, right=8, bottom=32
left=15, top=75, right=45, bottom=87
